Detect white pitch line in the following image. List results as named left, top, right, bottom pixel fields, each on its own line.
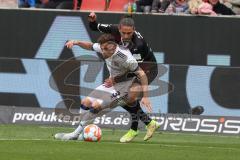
left=109, top=142, right=240, bottom=151
left=163, top=132, right=240, bottom=139
left=0, top=139, right=239, bottom=151
left=0, top=139, right=53, bottom=141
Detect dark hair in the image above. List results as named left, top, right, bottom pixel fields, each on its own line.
left=97, top=34, right=116, bottom=45
left=119, top=16, right=135, bottom=28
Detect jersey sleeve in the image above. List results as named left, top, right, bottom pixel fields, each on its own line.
left=92, top=43, right=102, bottom=53
left=89, top=21, right=119, bottom=33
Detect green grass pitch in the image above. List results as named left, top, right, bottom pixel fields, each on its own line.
left=0, top=124, right=239, bottom=160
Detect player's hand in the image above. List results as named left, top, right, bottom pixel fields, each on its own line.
left=65, top=40, right=76, bottom=49
left=88, top=12, right=97, bottom=22
left=140, top=97, right=152, bottom=113
left=104, top=77, right=115, bottom=88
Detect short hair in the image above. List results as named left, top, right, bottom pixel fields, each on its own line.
left=119, top=16, right=135, bottom=28
left=97, top=34, right=116, bottom=45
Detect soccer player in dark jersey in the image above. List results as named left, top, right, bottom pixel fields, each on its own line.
left=88, top=12, right=160, bottom=142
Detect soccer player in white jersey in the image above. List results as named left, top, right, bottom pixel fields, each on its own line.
left=54, top=34, right=152, bottom=140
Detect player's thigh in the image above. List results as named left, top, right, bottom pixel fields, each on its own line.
left=88, top=84, right=110, bottom=99
left=127, top=83, right=142, bottom=103
left=87, top=84, right=116, bottom=109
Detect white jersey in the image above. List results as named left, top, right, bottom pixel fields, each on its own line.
left=92, top=43, right=138, bottom=77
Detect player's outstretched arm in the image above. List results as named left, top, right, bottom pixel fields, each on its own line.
left=65, top=40, right=93, bottom=50
left=134, top=67, right=152, bottom=113
left=88, top=12, right=116, bottom=33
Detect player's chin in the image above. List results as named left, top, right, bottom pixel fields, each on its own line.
left=122, top=39, right=131, bottom=42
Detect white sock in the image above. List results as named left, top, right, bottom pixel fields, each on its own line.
left=70, top=106, right=90, bottom=136
left=71, top=108, right=110, bottom=136
left=70, top=120, right=89, bottom=137
left=72, top=123, right=84, bottom=136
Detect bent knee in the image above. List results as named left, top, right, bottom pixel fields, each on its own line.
left=126, top=96, right=138, bottom=106
left=81, top=97, right=92, bottom=107
left=92, top=100, right=101, bottom=109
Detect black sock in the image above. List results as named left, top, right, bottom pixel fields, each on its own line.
left=122, top=101, right=152, bottom=130
left=122, top=103, right=139, bottom=131
left=135, top=101, right=152, bottom=126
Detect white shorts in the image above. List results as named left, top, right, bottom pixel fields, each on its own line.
left=86, top=79, right=135, bottom=110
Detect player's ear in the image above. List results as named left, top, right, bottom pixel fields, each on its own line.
left=118, top=24, right=121, bottom=30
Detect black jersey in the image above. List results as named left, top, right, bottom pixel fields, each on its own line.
left=89, top=21, right=158, bottom=83
left=89, top=21, right=157, bottom=63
